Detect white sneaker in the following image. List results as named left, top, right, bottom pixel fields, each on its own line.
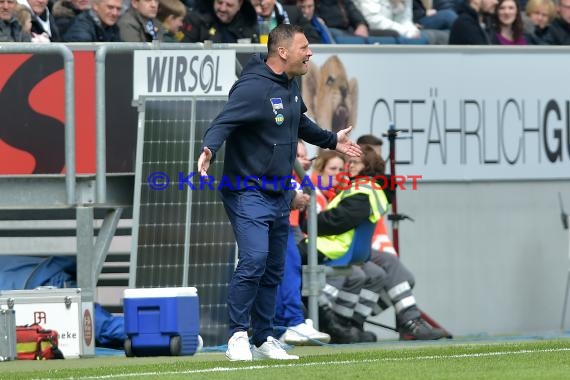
left=225, top=331, right=253, bottom=361
left=280, top=319, right=331, bottom=345
left=252, top=336, right=299, bottom=360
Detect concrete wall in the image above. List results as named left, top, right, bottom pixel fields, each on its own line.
left=379, top=180, right=570, bottom=337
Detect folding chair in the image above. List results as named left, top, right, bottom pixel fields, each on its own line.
left=323, top=221, right=376, bottom=267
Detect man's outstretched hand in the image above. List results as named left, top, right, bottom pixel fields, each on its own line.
left=335, top=126, right=361, bottom=157
left=197, top=147, right=212, bottom=176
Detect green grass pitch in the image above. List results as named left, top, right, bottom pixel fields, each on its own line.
left=1, top=338, right=569, bottom=380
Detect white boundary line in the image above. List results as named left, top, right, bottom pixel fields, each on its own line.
left=32, top=347, right=570, bottom=380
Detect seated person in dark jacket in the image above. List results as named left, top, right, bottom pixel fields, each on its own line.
left=315, top=0, right=370, bottom=43
left=1, top=0, right=31, bottom=41
left=297, top=0, right=335, bottom=42
left=412, top=0, right=457, bottom=31
left=52, top=0, right=91, bottom=36
left=63, top=0, right=122, bottom=41
left=252, top=0, right=322, bottom=43
left=449, top=0, right=497, bottom=44
left=542, top=0, right=570, bottom=44
left=183, top=0, right=257, bottom=42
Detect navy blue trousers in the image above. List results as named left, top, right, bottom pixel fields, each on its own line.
left=220, top=189, right=291, bottom=347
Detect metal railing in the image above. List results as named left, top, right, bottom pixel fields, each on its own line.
left=94, top=41, right=252, bottom=204
left=0, top=44, right=75, bottom=205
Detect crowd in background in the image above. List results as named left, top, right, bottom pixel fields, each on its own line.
left=1, top=0, right=569, bottom=44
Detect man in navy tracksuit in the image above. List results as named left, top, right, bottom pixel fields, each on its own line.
left=197, top=24, right=361, bottom=361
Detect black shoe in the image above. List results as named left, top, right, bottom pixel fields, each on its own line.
left=399, top=318, right=448, bottom=340
left=351, top=319, right=377, bottom=343
left=357, top=330, right=377, bottom=343
left=329, top=325, right=364, bottom=344
left=319, top=309, right=366, bottom=344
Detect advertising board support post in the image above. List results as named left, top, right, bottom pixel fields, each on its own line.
left=559, top=194, right=569, bottom=331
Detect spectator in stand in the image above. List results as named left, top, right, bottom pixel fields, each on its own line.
left=63, top=0, right=122, bottom=41
left=157, top=0, right=185, bottom=41
left=118, top=0, right=162, bottom=41
left=13, top=4, right=33, bottom=35
left=314, top=0, right=371, bottom=43
left=354, top=0, right=436, bottom=43
left=17, top=0, right=62, bottom=41
left=542, top=0, right=570, bottom=44
left=412, top=0, right=457, bottom=32
left=524, top=0, right=556, bottom=43
left=490, top=0, right=527, bottom=43
left=52, top=0, right=91, bottom=36
left=0, top=0, right=30, bottom=42
left=296, top=0, right=335, bottom=42
left=433, top=0, right=459, bottom=10
left=449, top=0, right=498, bottom=44
left=251, top=0, right=322, bottom=43
left=1, top=0, right=31, bottom=41
left=183, top=0, right=257, bottom=43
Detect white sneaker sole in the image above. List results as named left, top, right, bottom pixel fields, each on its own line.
left=252, top=352, right=299, bottom=360
left=282, top=332, right=331, bottom=346
left=225, top=352, right=253, bottom=361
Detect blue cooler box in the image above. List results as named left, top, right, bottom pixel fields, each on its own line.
left=123, top=287, right=200, bottom=357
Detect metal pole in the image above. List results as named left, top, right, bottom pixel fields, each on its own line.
left=560, top=194, right=569, bottom=331
left=386, top=124, right=399, bottom=254
left=95, top=43, right=154, bottom=204
left=293, top=160, right=319, bottom=328
left=561, top=269, right=570, bottom=331
left=95, top=45, right=109, bottom=204
left=306, top=184, right=319, bottom=328
left=62, top=47, right=76, bottom=205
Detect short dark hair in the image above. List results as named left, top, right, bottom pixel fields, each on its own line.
left=356, top=134, right=383, bottom=146
left=267, top=24, right=305, bottom=56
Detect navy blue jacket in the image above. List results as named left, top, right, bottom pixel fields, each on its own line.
left=449, top=2, right=492, bottom=45
left=543, top=18, right=570, bottom=45
left=63, top=11, right=121, bottom=42
left=202, top=53, right=337, bottom=193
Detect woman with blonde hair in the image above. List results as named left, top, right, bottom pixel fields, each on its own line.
left=13, top=4, right=32, bottom=35
left=524, top=0, right=556, bottom=43
left=310, top=150, right=346, bottom=211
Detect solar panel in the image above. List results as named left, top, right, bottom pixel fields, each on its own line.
left=131, top=98, right=235, bottom=346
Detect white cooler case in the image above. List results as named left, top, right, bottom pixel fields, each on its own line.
left=0, top=288, right=95, bottom=358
